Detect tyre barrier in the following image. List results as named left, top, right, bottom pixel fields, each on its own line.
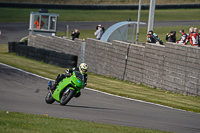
left=8, top=42, right=77, bottom=68
left=1, top=2, right=200, bottom=10
left=8, top=42, right=16, bottom=53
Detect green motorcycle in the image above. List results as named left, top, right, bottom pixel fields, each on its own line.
left=45, top=71, right=84, bottom=106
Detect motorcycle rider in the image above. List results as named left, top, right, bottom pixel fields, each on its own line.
left=48, top=63, right=89, bottom=98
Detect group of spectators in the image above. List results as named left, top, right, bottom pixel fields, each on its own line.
left=71, top=25, right=200, bottom=46
left=146, top=27, right=200, bottom=47
left=71, top=24, right=105, bottom=40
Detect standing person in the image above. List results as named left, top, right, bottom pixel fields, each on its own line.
left=96, top=24, right=105, bottom=33
left=34, top=17, right=44, bottom=29
left=176, top=29, right=187, bottom=44
left=194, top=27, right=199, bottom=46
left=198, top=28, right=200, bottom=45
left=94, top=25, right=103, bottom=40
left=71, top=29, right=80, bottom=40
left=146, top=33, right=156, bottom=44
left=166, top=31, right=176, bottom=43
left=184, top=27, right=199, bottom=46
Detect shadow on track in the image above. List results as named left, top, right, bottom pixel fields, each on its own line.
left=65, top=104, right=118, bottom=111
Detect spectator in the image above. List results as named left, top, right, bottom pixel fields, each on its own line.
left=71, top=29, right=80, bottom=40
left=184, top=27, right=199, bottom=46
left=146, top=33, right=156, bottom=44
left=166, top=31, right=176, bottom=43
left=194, top=27, right=199, bottom=46
left=199, top=28, right=200, bottom=45
left=153, top=33, right=163, bottom=45
left=148, top=30, right=153, bottom=35
left=176, top=29, right=187, bottom=44
left=194, top=27, right=198, bottom=33
left=94, top=25, right=103, bottom=40
left=96, top=24, right=105, bottom=33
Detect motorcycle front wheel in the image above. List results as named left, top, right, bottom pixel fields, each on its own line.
left=45, top=91, right=55, bottom=104
left=60, top=89, right=75, bottom=106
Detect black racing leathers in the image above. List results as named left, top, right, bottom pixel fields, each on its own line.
left=67, top=67, right=88, bottom=87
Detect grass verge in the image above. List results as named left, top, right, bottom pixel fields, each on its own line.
left=0, top=110, right=171, bottom=133
left=0, top=44, right=200, bottom=113
left=0, top=8, right=200, bottom=23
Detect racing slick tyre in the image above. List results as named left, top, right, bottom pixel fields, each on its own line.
left=60, top=89, right=75, bottom=106
left=45, top=91, right=55, bottom=104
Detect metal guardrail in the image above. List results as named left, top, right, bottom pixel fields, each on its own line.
left=1, top=2, right=200, bottom=10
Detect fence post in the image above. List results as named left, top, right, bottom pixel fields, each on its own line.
left=81, top=38, right=86, bottom=63
left=66, top=25, right=69, bottom=38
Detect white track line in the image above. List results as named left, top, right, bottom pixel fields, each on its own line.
left=0, top=62, right=199, bottom=114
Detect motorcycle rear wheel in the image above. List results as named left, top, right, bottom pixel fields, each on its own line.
left=60, top=89, right=75, bottom=106
left=45, top=91, right=55, bottom=104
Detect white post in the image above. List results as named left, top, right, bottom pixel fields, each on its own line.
left=132, top=24, right=136, bottom=43
left=66, top=25, right=69, bottom=38
left=136, top=0, right=142, bottom=44
left=147, top=0, right=156, bottom=34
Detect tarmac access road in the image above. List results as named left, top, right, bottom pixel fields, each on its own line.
left=0, top=20, right=200, bottom=44
left=0, top=63, right=200, bottom=133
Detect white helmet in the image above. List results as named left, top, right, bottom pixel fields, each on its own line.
left=79, top=63, right=89, bottom=75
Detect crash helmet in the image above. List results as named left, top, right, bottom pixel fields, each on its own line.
left=79, top=63, right=89, bottom=75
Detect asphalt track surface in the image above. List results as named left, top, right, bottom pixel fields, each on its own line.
left=0, top=63, right=200, bottom=133
left=1, top=20, right=200, bottom=44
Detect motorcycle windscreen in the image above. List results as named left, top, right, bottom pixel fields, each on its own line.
left=72, top=71, right=84, bottom=88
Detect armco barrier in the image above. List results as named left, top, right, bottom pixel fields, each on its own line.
left=8, top=42, right=77, bottom=68
left=1, top=2, right=200, bottom=10
left=28, top=35, right=200, bottom=96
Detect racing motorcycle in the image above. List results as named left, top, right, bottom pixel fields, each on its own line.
left=45, top=71, right=84, bottom=106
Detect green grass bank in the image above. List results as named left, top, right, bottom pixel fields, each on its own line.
left=0, top=111, right=172, bottom=133
left=0, top=8, right=200, bottom=23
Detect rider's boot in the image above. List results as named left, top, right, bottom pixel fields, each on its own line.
left=75, top=92, right=81, bottom=98
left=47, top=81, right=52, bottom=90
left=50, top=81, right=58, bottom=91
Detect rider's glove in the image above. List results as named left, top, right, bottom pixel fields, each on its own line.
left=65, top=69, right=69, bottom=74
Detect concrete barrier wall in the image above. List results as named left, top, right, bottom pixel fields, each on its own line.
left=84, top=38, right=129, bottom=79
left=28, top=34, right=82, bottom=66
left=142, top=43, right=165, bottom=88
left=84, top=38, right=200, bottom=96
left=124, top=44, right=145, bottom=83
left=28, top=35, right=200, bottom=96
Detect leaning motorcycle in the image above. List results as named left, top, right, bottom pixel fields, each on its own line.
left=45, top=71, right=84, bottom=106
